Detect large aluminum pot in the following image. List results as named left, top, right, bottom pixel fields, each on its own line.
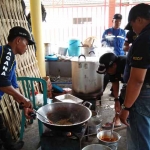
left=71, top=55, right=104, bottom=94
left=82, top=144, right=112, bottom=150
left=36, top=102, right=92, bottom=131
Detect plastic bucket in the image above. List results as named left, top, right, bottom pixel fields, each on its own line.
left=68, top=39, right=81, bottom=56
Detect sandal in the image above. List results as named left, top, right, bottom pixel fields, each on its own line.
left=114, top=124, right=122, bottom=128
left=102, top=122, right=112, bottom=129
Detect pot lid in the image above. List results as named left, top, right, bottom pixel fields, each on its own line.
left=71, top=56, right=99, bottom=62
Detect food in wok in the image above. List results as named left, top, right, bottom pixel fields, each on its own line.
left=55, top=119, right=73, bottom=125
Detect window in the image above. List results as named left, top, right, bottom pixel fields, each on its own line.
left=73, top=17, right=92, bottom=24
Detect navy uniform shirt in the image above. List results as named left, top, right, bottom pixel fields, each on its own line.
left=124, top=24, right=150, bottom=83
left=109, top=56, right=126, bottom=83
left=0, top=45, right=18, bottom=99
left=125, top=30, right=137, bottom=44
left=101, top=27, right=126, bottom=56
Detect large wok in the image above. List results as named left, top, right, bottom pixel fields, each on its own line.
left=36, top=102, right=92, bottom=131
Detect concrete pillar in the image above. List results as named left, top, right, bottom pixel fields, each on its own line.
left=30, top=0, right=46, bottom=77
left=109, top=0, right=115, bottom=27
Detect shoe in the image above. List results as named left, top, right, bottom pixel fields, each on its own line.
left=102, top=122, right=122, bottom=129
left=3, top=141, right=24, bottom=150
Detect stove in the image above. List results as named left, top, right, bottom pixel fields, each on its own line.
left=72, top=90, right=102, bottom=110
left=40, top=123, right=88, bottom=150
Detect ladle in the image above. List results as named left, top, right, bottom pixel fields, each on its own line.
left=33, top=109, right=53, bottom=124
left=110, top=121, right=115, bottom=140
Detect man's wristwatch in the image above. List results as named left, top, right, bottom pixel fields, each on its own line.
left=114, top=98, right=119, bottom=101
left=121, top=104, right=131, bottom=111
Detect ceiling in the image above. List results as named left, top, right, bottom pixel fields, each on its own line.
left=24, top=0, right=148, bottom=6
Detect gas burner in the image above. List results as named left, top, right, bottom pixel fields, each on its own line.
left=72, top=90, right=102, bottom=110
left=43, top=123, right=87, bottom=139
left=40, top=123, right=88, bottom=150
left=72, top=90, right=102, bottom=100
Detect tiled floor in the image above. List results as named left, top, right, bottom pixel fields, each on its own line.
left=3, top=82, right=127, bottom=150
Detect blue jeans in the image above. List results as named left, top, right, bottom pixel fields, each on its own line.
left=127, top=85, right=150, bottom=150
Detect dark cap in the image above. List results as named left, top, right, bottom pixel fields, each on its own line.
left=8, top=26, right=35, bottom=45
left=128, top=3, right=150, bottom=23
left=97, top=53, right=118, bottom=74
left=124, top=22, right=132, bottom=30
left=113, top=14, right=122, bottom=20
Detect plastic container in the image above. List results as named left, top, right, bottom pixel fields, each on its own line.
left=30, top=91, right=38, bottom=103
left=52, top=84, right=63, bottom=93
left=35, top=93, right=43, bottom=107
left=55, top=94, right=83, bottom=104
left=58, top=47, right=68, bottom=56
left=47, top=98, right=53, bottom=104
left=45, top=54, right=58, bottom=61
left=45, top=43, right=51, bottom=56
left=68, top=39, right=81, bottom=56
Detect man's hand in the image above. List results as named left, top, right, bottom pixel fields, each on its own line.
left=21, top=98, right=32, bottom=108
left=119, top=109, right=129, bottom=126
left=23, top=108, right=34, bottom=119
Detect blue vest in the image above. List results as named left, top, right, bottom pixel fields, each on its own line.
left=102, top=28, right=126, bottom=56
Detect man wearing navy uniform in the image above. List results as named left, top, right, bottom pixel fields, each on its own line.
left=97, top=52, right=126, bottom=128
left=0, top=26, right=34, bottom=150
left=120, top=3, right=150, bottom=150
left=123, top=24, right=137, bottom=53
left=101, top=13, right=126, bottom=56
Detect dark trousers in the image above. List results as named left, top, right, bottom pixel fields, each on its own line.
left=0, top=114, right=14, bottom=146
left=0, top=114, right=4, bottom=129
left=0, top=114, right=7, bottom=141
left=119, top=84, right=126, bottom=105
